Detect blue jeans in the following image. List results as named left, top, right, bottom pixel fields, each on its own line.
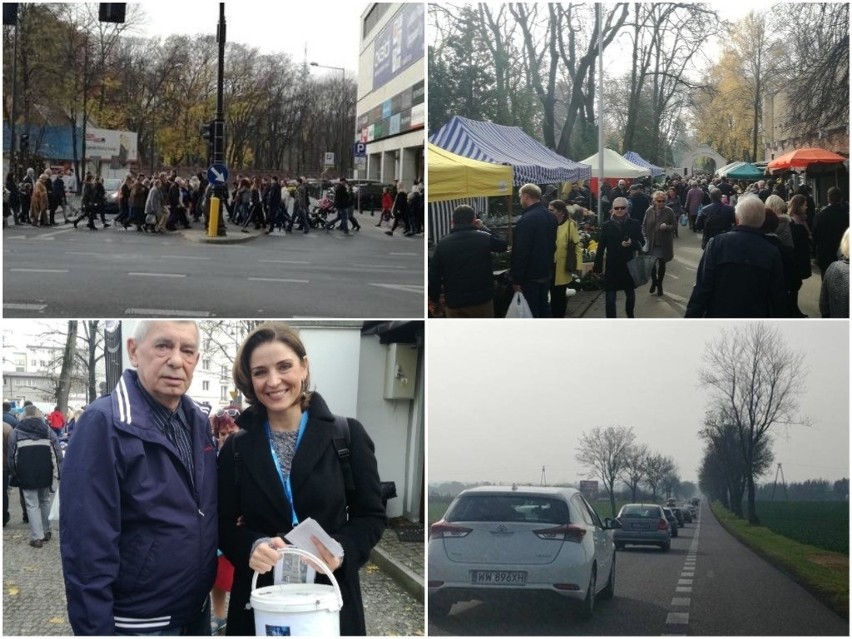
left=115, top=598, right=210, bottom=636
left=605, top=288, right=636, bottom=318
left=521, top=280, right=551, bottom=318
left=22, top=487, right=53, bottom=541
left=326, top=207, right=349, bottom=232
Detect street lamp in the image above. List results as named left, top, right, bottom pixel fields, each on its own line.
left=309, top=61, right=349, bottom=178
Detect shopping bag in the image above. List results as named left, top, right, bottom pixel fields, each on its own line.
left=626, top=254, right=656, bottom=288
left=505, top=291, right=534, bottom=319
left=48, top=489, right=60, bottom=522
left=679, top=213, right=688, bottom=227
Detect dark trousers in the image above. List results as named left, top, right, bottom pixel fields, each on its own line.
left=550, top=284, right=570, bottom=318
left=605, top=288, right=636, bottom=318
left=287, top=206, right=309, bottom=233
left=115, top=598, right=210, bottom=636
left=521, top=280, right=551, bottom=318
left=167, top=207, right=190, bottom=230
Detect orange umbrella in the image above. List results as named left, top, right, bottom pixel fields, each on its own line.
left=767, top=148, right=847, bottom=172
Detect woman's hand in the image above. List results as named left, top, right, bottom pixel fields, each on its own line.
left=309, top=535, right=343, bottom=572
left=249, top=537, right=286, bottom=574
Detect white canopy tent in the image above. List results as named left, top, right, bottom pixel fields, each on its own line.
left=578, top=148, right=651, bottom=179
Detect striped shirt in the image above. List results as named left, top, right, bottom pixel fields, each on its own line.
left=135, top=380, right=194, bottom=485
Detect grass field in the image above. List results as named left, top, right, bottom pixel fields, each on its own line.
left=752, top=501, right=849, bottom=555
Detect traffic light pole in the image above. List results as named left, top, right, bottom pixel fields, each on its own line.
left=213, top=3, right=227, bottom=236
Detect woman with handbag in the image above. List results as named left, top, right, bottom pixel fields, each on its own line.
left=593, top=196, right=645, bottom=318
left=548, top=199, right=582, bottom=318
left=643, top=191, right=677, bottom=297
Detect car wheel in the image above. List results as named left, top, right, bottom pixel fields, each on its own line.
left=661, top=541, right=671, bottom=551
left=600, top=554, right=615, bottom=600
left=429, top=599, right=453, bottom=619
left=577, top=565, right=596, bottom=620
left=672, top=528, right=678, bottom=537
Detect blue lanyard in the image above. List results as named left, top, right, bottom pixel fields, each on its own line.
left=265, top=411, right=309, bottom=527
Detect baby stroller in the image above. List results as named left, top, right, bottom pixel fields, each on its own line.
left=308, top=197, right=335, bottom=229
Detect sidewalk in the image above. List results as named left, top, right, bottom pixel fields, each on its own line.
left=2, top=493, right=425, bottom=636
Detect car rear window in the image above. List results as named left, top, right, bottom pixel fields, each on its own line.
left=620, top=505, right=661, bottom=518
left=446, top=495, right=570, bottom=524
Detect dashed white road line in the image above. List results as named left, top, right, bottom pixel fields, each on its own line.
left=369, top=283, right=424, bottom=294
left=10, top=268, right=68, bottom=273
left=4, top=303, right=47, bottom=311
left=258, top=259, right=312, bottom=265
left=665, top=509, right=701, bottom=634
left=125, top=308, right=212, bottom=317
left=247, top=277, right=309, bottom=284
left=128, top=272, right=186, bottom=278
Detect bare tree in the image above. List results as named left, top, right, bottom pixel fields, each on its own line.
left=55, top=321, right=78, bottom=413
left=644, top=452, right=674, bottom=502
left=575, top=425, right=636, bottom=517
left=620, top=443, right=649, bottom=502
left=699, top=323, right=809, bottom=524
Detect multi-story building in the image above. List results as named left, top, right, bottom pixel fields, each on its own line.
left=355, top=3, right=425, bottom=187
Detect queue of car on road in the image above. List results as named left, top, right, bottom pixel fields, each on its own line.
left=429, top=486, right=700, bottom=622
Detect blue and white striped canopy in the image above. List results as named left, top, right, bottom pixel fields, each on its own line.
left=623, top=151, right=664, bottom=177
left=430, top=116, right=591, bottom=186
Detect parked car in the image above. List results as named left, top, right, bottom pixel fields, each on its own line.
left=102, top=177, right=124, bottom=215
left=679, top=506, right=693, bottom=523
left=662, top=508, right=679, bottom=537
left=613, top=503, right=671, bottom=551
left=669, top=506, right=686, bottom=527
left=428, top=485, right=618, bottom=619
left=352, top=180, right=395, bottom=211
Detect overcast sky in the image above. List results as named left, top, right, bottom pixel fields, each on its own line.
left=131, top=1, right=366, bottom=74
left=428, top=321, right=849, bottom=487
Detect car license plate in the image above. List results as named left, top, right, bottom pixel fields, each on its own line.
left=471, top=570, right=527, bottom=585
left=633, top=523, right=650, bottom=530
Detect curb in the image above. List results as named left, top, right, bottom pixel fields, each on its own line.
left=370, top=545, right=424, bottom=603
left=178, top=228, right=262, bottom=244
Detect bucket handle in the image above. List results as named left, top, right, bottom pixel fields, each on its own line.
left=249, top=546, right=343, bottom=611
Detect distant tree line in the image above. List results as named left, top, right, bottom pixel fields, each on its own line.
left=2, top=3, right=356, bottom=183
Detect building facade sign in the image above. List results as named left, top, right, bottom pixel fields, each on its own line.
left=372, top=2, right=424, bottom=91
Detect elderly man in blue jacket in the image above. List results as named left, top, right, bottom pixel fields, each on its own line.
left=60, top=320, right=218, bottom=635
left=510, top=183, right=558, bottom=317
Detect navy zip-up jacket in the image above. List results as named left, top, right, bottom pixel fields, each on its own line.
left=59, top=370, right=218, bottom=635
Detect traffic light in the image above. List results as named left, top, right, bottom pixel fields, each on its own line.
left=200, top=120, right=215, bottom=163
left=19, top=133, right=29, bottom=152
left=3, top=3, right=18, bottom=26
left=98, top=3, right=126, bottom=23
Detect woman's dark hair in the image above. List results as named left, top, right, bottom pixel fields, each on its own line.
left=233, top=322, right=312, bottom=410
left=549, top=199, right=568, bottom=214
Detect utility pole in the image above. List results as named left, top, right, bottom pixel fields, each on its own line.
left=211, top=2, right=227, bottom=236
left=771, top=463, right=788, bottom=501
left=540, top=465, right=547, bottom=487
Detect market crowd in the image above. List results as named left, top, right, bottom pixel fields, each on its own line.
left=429, top=173, right=849, bottom=319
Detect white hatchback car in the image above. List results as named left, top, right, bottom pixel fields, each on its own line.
left=428, top=485, right=617, bottom=619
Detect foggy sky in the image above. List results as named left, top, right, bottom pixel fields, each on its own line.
left=427, top=321, right=849, bottom=487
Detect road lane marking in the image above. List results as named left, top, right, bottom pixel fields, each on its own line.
left=353, top=263, right=409, bottom=270
left=369, top=283, right=423, bottom=294
left=671, top=598, right=690, bottom=606
left=10, top=268, right=68, bottom=273
left=677, top=579, right=693, bottom=585
left=666, top=613, right=689, bottom=625
left=65, top=251, right=101, bottom=257
left=247, top=277, right=309, bottom=284
left=389, top=252, right=418, bottom=256
left=125, top=308, right=212, bottom=317
left=35, top=228, right=74, bottom=239
left=4, top=303, right=47, bottom=311
left=258, top=260, right=312, bottom=265
left=681, top=572, right=694, bottom=577
left=128, top=272, right=186, bottom=278
left=675, top=586, right=692, bottom=593
left=160, top=255, right=212, bottom=260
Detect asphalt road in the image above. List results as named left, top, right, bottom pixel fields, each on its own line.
left=428, top=500, right=848, bottom=636
left=3, top=214, right=424, bottom=318
left=580, top=229, right=822, bottom=318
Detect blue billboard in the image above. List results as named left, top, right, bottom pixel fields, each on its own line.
left=373, top=3, right=424, bottom=91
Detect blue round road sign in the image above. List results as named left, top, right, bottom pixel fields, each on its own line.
left=207, top=163, right=229, bottom=185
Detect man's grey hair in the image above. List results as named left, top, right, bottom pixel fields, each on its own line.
left=709, top=188, right=722, bottom=202
left=519, top=183, right=541, bottom=200
left=735, top=195, right=766, bottom=229
left=23, top=405, right=41, bottom=418
left=132, top=320, right=200, bottom=344
left=612, top=196, right=628, bottom=210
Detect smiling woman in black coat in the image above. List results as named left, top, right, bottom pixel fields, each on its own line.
left=217, top=322, right=386, bottom=636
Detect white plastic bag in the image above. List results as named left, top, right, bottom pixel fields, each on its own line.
left=48, top=490, right=60, bottom=522
left=505, top=291, right=534, bottom=319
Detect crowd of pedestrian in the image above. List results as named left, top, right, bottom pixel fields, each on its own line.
left=4, top=167, right=425, bottom=239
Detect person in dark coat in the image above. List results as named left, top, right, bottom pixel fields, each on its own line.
left=761, top=209, right=801, bottom=318
left=685, top=195, right=787, bottom=318
left=593, top=196, right=645, bottom=318
left=385, top=181, right=409, bottom=236
left=510, top=183, right=558, bottom=317
left=218, top=322, right=386, bottom=636
left=812, top=186, right=849, bottom=278
left=428, top=205, right=508, bottom=317
left=695, top=188, right=735, bottom=249
left=627, top=184, right=651, bottom=224
left=787, top=194, right=813, bottom=317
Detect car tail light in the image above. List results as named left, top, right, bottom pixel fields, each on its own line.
left=532, top=524, right=586, bottom=543
left=658, top=518, right=669, bottom=530
left=429, top=520, right=472, bottom=540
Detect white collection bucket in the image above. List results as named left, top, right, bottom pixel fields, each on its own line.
left=250, top=547, right=343, bottom=637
